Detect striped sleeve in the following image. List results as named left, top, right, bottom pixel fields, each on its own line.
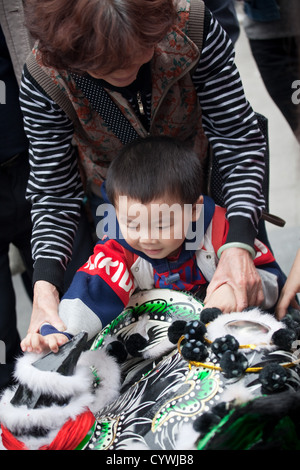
left=193, top=9, right=267, bottom=245
left=19, top=69, right=84, bottom=291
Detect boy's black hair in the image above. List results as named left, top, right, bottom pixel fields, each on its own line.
left=106, top=135, right=204, bottom=206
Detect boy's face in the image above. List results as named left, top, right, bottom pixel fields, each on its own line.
left=115, top=195, right=202, bottom=259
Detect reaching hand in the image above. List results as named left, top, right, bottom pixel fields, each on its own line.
left=21, top=280, right=67, bottom=352
left=276, top=249, right=300, bottom=319
left=204, top=283, right=237, bottom=312
left=26, top=280, right=66, bottom=333
left=21, top=332, right=69, bottom=354
left=204, top=247, right=264, bottom=311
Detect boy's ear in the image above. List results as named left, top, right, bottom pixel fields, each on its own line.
left=191, top=195, right=204, bottom=221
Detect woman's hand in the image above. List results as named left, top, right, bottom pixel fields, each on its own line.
left=21, top=280, right=66, bottom=351
left=204, top=247, right=264, bottom=311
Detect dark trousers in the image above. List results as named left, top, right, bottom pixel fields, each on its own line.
left=249, top=36, right=300, bottom=136
left=0, top=152, right=33, bottom=391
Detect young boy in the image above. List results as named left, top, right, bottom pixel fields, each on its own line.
left=21, top=136, right=284, bottom=354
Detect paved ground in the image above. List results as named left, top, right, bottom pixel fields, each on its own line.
left=14, top=6, right=300, bottom=340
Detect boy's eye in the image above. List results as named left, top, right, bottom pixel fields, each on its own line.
left=157, top=219, right=173, bottom=230
left=128, top=223, right=139, bottom=230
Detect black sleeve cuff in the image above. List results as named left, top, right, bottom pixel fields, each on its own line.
left=32, top=258, right=65, bottom=296
left=225, top=215, right=257, bottom=248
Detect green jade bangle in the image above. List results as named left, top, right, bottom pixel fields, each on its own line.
left=217, top=242, right=256, bottom=260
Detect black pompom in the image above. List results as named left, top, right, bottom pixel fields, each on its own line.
left=168, top=320, right=187, bottom=344
left=181, top=339, right=208, bottom=362
left=125, top=333, right=148, bottom=357
left=211, top=334, right=239, bottom=358
left=193, top=412, right=220, bottom=434
left=184, top=320, right=207, bottom=341
left=211, top=402, right=228, bottom=419
left=200, top=307, right=222, bottom=324
left=289, top=308, right=300, bottom=325
left=106, top=341, right=128, bottom=363
left=272, top=328, right=297, bottom=351
left=282, top=316, right=298, bottom=329
left=258, top=363, right=289, bottom=393
left=219, top=350, right=248, bottom=378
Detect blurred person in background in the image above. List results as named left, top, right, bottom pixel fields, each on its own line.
left=242, top=0, right=300, bottom=142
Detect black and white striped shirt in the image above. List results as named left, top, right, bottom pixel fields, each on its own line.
left=19, top=9, right=266, bottom=291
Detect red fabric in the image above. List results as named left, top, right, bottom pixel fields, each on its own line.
left=78, top=240, right=136, bottom=305
left=1, top=409, right=95, bottom=450
left=1, top=424, right=27, bottom=450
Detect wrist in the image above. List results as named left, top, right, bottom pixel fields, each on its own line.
left=33, top=280, right=60, bottom=305
left=217, top=242, right=256, bottom=260
left=34, top=280, right=59, bottom=294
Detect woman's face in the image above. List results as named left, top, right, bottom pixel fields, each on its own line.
left=87, top=47, right=155, bottom=86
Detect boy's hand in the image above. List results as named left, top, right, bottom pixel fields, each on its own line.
left=204, top=283, right=237, bottom=313
left=21, top=332, right=69, bottom=354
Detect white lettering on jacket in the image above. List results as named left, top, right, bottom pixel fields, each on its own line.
left=84, top=252, right=134, bottom=293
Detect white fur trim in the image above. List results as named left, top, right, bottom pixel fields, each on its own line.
left=175, top=423, right=198, bottom=450
left=0, top=350, right=121, bottom=449
left=206, top=308, right=284, bottom=351
left=78, top=349, right=121, bottom=414
left=0, top=349, right=121, bottom=439
left=13, top=352, right=92, bottom=398
left=0, top=386, right=94, bottom=435
left=220, top=382, right=258, bottom=406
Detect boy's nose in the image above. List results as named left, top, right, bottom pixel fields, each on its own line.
left=139, top=234, right=156, bottom=244
left=139, top=227, right=157, bottom=244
